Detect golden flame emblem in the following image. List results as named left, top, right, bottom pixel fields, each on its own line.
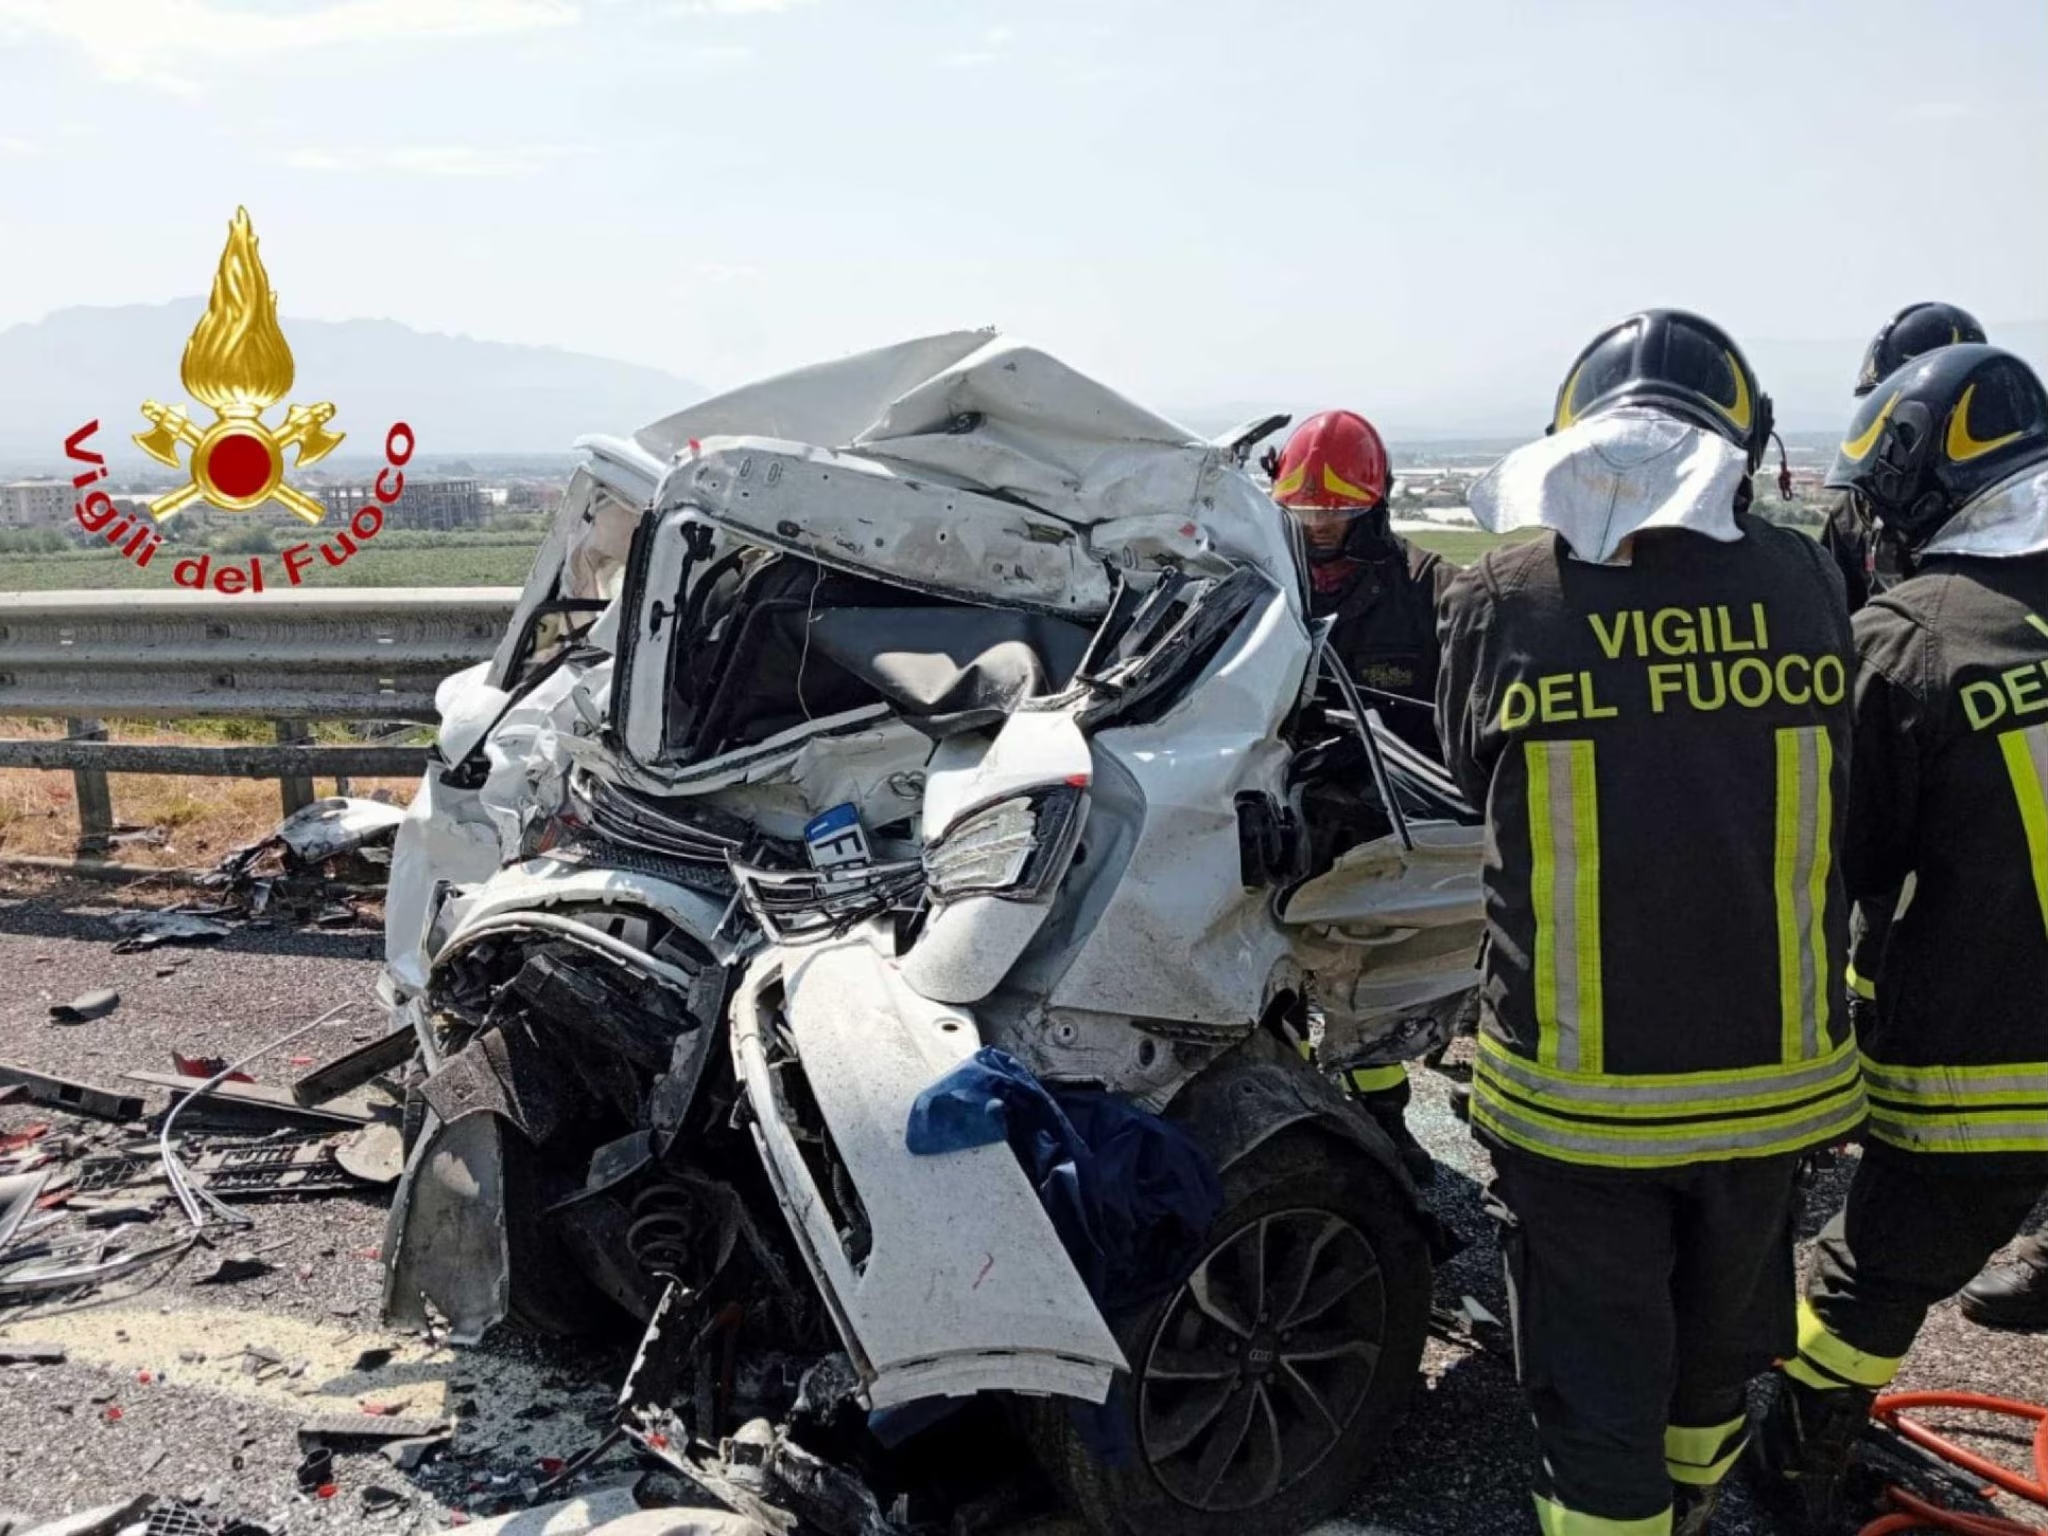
left=134, top=208, right=342, bottom=522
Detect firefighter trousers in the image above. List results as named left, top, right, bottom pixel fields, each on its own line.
left=1792, top=1146, right=2047, bottom=1392
left=1490, top=1150, right=1802, bottom=1532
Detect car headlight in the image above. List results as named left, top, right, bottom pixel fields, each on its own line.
left=922, top=785, right=1086, bottom=902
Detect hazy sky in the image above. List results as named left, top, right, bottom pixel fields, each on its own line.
left=2, top=0, right=2044, bottom=423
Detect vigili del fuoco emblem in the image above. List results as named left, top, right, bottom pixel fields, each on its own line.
left=133, top=206, right=343, bottom=523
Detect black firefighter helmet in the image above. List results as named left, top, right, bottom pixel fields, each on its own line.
left=1855, top=301, right=1988, bottom=397
left=1826, top=344, right=2048, bottom=550
left=1551, top=309, right=1774, bottom=472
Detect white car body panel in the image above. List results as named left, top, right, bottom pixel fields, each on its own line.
left=730, top=934, right=1124, bottom=1410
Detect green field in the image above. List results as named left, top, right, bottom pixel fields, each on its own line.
left=1405, top=527, right=1540, bottom=565
left=0, top=524, right=1545, bottom=593
left=0, top=537, right=547, bottom=591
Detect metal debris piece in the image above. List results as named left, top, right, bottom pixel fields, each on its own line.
left=141, top=1501, right=210, bottom=1536
left=108, top=911, right=234, bottom=954
left=298, top=1412, right=450, bottom=1444
left=158, top=1005, right=353, bottom=1234
left=0, top=1232, right=196, bottom=1296
left=292, top=1027, right=417, bottom=1108
left=191, top=1141, right=360, bottom=1200
left=197, top=1253, right=272, bottom=1285
left=0, top=1063, right=143, bottom=1123
left=353, top=1348, right=394, bottom=1372
left=277, top=797, right=406, bottom=865
left=0, top=1342, right=66, bottom=1364
left=379, top=1112, right=509, bottom=1344
left=335, top=1123, right=405, bottom=1186
left=14, top=1496, right=156, bottom=1536
left=360, top=1487, right=406, bottom=1515
left=48, top=990, right=120, bottom=1025
left=0, top=1171, right=51, bottom=1250
left=130, top=1074, right=372, bottom=1132
left=429, top=1484, right=642, bottom=1536
left=295, top=1446, right=334, bottom=1491
left=377, top=1433, right=449, bottom=1472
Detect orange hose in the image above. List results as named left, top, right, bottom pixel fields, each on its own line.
left=1858, top=1391, right=2048, bottom=1535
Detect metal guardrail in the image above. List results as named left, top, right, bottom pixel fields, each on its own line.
left=0, top=587, right=520, bottom=855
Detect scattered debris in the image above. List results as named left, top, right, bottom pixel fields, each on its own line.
left=295, top=1446, right=334, bottom=1492
left=196, top=1252, right=272, bottom=1285
left=0, top=1341, right=66, bottom=1364
left=360, top=1487, right=407, bottom=1516
left=0, top=1063, right=144, bottom=1123
left=378, top=1433, right=452, bottom=1472
left=108, top=911, right=234, bottom=955
left=353, top=1347, right=394, bottom=1372
left=291, top=1027, right=417, bottom=1108
left=195, top=797, right=403, bottom=922
left=47, top=991, right=120, bottom=1026
left=298, top=1411, right=450, bottom=1444
left=169, top=1055, right=253, bottom=1086
left=127, top=1074, right=373, bottom=1133
left=335, top=1123, right=405, bottom=1186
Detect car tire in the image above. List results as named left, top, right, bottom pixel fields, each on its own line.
left=1030, top=1126, right=1432, bottom=1536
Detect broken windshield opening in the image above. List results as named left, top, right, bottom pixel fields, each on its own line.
left=659, top=551, right=1093, bottom=764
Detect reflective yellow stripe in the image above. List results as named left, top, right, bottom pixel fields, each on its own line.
left=1534, top=1494, right=1670, bottom=1535
left=1862, top=1056, right=2048, bottom=1104
left=1477, top=1030, right=1860, bottom=1116
left=1347, top=1063, right=1408, bottom=1093
left=1790, top=1298, right=1901, bottom=1390
left=1527, top=739, right=1602, bottom=1073
left=1774, top=727, right=1832, bottom=1063
left=2000, top=724, right=2048, bottom=940
left=1666, top=1415, right=1748, bottom=1487
left=1863, top=1056, right=2048, bottom=1150
left=1472, top=1078, right=1866, bottom=1170
left=1846, top=964, right=1876, bottom=1001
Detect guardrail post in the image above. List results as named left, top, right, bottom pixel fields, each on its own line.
left=64, top=718, right=113, bottom=855
left=274, top=719, right=316, bottom=817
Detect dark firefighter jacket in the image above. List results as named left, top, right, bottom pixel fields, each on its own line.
left=1437, top=516, right=1866, bottom=1171
left=1316, top=535, right=1454, bottom=760
left=1846, top=553, right=2048, bottom=1167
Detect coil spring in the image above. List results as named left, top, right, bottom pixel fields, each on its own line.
left=626, top=1181, right=700, bottom=1282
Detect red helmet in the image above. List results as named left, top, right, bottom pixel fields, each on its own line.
left=1271, top=410, right=1390, bottom=510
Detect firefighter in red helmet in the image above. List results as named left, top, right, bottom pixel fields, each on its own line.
left=1270, top=409, right=1455, bottom=1183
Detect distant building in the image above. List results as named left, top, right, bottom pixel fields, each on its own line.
left=0, top=479, right=70, bottom=529
left=319, top=476, right=485, bottom=532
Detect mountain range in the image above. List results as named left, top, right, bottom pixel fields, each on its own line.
left=0, top=300, right=707, bottom=473
left=4, top=302, right=2043, bottom=473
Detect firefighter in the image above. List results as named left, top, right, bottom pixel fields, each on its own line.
left=1269, top=409, right=1453, bottom=1183
left=1753, top=345, right=2048, bottom=1529
left=1438, top=310, right=1865, bottom=1536
left=1820, top=302, right=1988, bottom=613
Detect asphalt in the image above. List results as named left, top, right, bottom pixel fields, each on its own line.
left=0, top=874, right=2041, bottom=1536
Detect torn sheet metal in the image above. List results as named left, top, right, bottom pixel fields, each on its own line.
left=108, top=911, right=233, bottom=953
left=274, top=796, right=406, bottom=863
left=732, top=936, right=1123, bottom=1410
left=668, top=441, right=1113, bottom=620
left=381, top=1109, right=510, bottom=1343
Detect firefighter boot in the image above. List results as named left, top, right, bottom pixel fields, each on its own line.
left=1749, top=1372, right=1874, bottom=1533
left=1959, top=1234, right=2048, bottom=1332
left=1360, top=1094, right=1435, bottom=1186
left=1671, top=1482, right=1721, bottom=1536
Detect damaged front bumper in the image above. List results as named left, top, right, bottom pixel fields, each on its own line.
left=730, top=930, right=1125, bottom=1409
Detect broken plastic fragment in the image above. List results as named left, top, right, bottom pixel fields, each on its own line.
left=49, top=990, right=120, bottom=1025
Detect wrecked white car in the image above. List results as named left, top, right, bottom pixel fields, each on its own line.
left=377, top=333, right=1484, bottom=1534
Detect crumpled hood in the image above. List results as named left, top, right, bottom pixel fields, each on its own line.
left=1469, top=408, right=1751, bottom=564
left=1920, top=463, right=2048, bottom=561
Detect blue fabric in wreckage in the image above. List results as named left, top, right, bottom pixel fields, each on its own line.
left=905, top=1045, right=1224, bottom=1312
left=898, top=1046, right=1226, bottom=1462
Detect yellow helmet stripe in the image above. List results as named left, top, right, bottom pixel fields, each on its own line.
left=1840, top=391, right=1900, bottom=463
left=1713, top=351, right=1754, bottom=433
left=1555, top=360, right=1587, bottom=431
left=1322, top=463, right=1377, bottom=502
left=1272, top=463, right=1307, bottom=497
left=1946, top=382, right=2024, bottom=463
